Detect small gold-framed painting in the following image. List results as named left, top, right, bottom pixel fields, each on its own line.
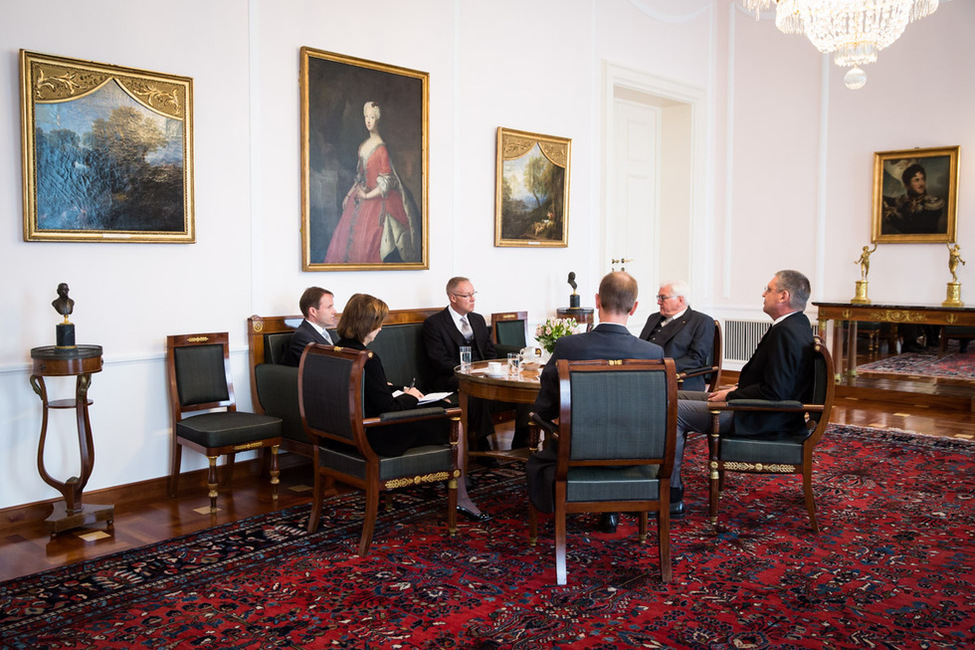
left=300, top=47, right=428, bottom=270
left=872, top=145, right=959, bottom=244
left=495, top=127, right=570, bottom=248
left=20, top=50, right=194, bottom=243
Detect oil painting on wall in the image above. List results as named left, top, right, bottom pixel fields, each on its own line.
left=872, top=145, right=959, bottom=244
left=21, top=50, right=194, bottom=243
left=300, top=47, right=428, bottom=271
left=495, top=127, right=570, bottom=248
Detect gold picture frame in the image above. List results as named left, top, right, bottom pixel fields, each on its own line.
left=495, top=127, right=570, bottom=248
left=20, top=50, right=194, bottom=243
left=872, top=145, right=959, bottom=244
left=300, top=47, right=428, bottom=270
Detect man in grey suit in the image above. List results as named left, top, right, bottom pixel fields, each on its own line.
left=639, top=281, right=715, bottom=392
left=528, top=271, right=664, bottom=533
left=283, top=287, right=337, bottom=367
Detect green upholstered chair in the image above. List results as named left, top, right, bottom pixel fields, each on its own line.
left=166, top=332, right=282, bottom=513
left=528, top=357, right=679, bottom=585
left=298, top=344, right=461, bottom=556
left=676, top=318, right=723, bottom=392
left=705, top=336, right=835, bottom=532
left=491, top=311, right=529, bottom=357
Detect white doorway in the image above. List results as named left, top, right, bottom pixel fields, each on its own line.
left=603, top=63, right=705, bottom=332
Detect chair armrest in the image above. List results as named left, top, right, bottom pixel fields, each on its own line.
left=706, top=399, right=824, bottom=414
left=530, top=411, right=558, bottom=436
left=676, top=365, right=719, bottom=381
left=363, top=407, right=451, bottom=427
left=528, top=411, right=559, bottom=451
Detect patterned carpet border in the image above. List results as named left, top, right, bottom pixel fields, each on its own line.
left=856, top=348, right=975, bottom=380
left=1, top=424, right=973, bottom=649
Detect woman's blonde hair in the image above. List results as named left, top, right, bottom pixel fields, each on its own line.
left=337, top=293, right=388, bottom=341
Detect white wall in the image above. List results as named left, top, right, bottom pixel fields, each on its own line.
left=0, top=0, right=972, bottom=509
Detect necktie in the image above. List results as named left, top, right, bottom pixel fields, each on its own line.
left=460, top=316, right=473, bottom=341
left=322, top=329, right=333, bottom=345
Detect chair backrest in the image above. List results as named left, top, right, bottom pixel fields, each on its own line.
left=166, top=332, right=236, bottom=413
left=298, top=344, right=368, bottom=448
left=491, top=311, right=528, bottom=349
left=263, top=332, right=294, bottom=365
left=707, top=319, right=723, bottom=391
left=556, top=358, right=678, bottom=476
left=805, top=336, right=836, bottom=446
left=369, top=322, right=432, bottom=389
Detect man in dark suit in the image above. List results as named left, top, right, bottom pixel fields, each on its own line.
left=283, top=287, right=337, bottom=367
left=675, top=269, right=815, bottom=508
left=423, top=277, right=501, bottom=447
left=528, top=272, right=665, bottom=533
left=639, top=280, right=715, bottom=392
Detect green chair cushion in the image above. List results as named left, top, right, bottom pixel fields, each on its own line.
left=566, top=465, right=661, bottom=503
left=177, top=412, right=282, bottom=449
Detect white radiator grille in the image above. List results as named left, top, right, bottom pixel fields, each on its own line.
left=723, top=319, right=770, bottom=363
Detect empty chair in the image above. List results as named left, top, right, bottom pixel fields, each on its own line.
left=166, top=332, right=282, bottom=513
left=491, top=311, right=529, bottom=357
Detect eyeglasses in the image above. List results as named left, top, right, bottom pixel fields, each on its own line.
left=656, top=294, right=675, bottom=301
left=452, top=291, right=477, bottom=299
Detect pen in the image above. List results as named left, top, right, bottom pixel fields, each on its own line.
left=407, top=378, right=415, bottom=389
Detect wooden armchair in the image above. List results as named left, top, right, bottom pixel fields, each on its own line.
left=677, top=318, right=723, bottom=392
left=298, top=344, right=462, bottom=556
left=705, top=337, right=835, bottom=532
left=491, top=311, right=529, bottom=357
left=166, top=332, right=282, bottom=513
left=528, top=357, right=678, bottom=585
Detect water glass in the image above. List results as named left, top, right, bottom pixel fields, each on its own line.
left=507, top=353, right=521, bottom=378
left=459, top=345, right=472, bottom=372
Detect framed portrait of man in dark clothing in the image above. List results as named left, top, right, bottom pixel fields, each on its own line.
left=872, top=146, right=958, bottom=244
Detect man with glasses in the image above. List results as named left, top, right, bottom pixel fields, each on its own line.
left=424, top=277, right=508, bottom=450
left=639, top=281, right=715, bottom=392
left=673, top=270, right=815, bottom=514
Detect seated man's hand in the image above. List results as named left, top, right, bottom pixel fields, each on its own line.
left=708, top=387, right=734, bottom=402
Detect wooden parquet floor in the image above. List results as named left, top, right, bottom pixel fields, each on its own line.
left=2, top=383, right=973, bottom=584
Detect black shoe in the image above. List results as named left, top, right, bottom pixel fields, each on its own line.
left=600, top=512, right=620, bottom=533
left=670, top=501, right=685, bottom=519
left=457, top=506, right=492, bottom=522
left=671, top=486, right=684, bottom=504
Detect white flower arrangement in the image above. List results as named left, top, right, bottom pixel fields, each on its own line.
left=534, top=317, right=578, bottom=353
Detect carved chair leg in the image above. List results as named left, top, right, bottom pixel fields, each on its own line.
left=308, top=470, right=324, bottom=533
left=168, top=441, right=182, bottom=497
left=269, top=445, right=280, bottom=501
left=658, top=506, right=672, bottom=583
left=207, top=456, right=219, bottom=514
left=554, top=502, right=568, bottom=586
left=708, top=431, right=721, bottom=527
left=638, top=511, right=648, bottom=543
left=528, top=503, right=539, bottom=546
left=447, top=477, right=458, bottom=537
left=359, top=486, right=380, bottom=556
left=803, top=467, right=819, bottom=533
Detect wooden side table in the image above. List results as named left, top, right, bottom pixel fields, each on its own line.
left=557, top=307, right=594, bottom=332
left=30, top=344, right=114, bottom=536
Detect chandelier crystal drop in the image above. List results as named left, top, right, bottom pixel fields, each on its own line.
left=740, top=0, right=940, bottom=89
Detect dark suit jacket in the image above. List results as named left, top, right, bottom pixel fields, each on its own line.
left=727, top=311, right=814, bottom=436
left=528, top=324, right=664, bottom=512
left=422, top=308, right=496, bottom=392
left=639, top=308, right=714, bottom=391
left=335, top=338, right=418, bottom=417
left=284, top=320, right=332, bottom=367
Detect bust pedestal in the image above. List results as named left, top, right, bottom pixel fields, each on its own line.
left=29, top=344, right=113, bottom=536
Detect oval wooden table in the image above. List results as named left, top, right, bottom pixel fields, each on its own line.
left=454, top=359, right=542, bottom=464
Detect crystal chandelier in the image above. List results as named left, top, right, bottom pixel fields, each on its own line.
left=741, top=0, right=940, bottom=89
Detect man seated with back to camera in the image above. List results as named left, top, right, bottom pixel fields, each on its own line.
left=639, top=280, right=715, bottom=392
left=526, top=271, right=665, bottom=534
left=284, top=286, right=337, bottom=366
left=673, top=269, right=815, bottom=505
left=423, top=276, right=531, bottom=454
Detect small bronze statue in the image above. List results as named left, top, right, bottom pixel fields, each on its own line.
left=52, top=283, right=76, bottom=348
left=854, top=244, right=878, bottom=281
left=567, top=272, right=580, bottom=308
left=52, top=283, right=75, bottom=322
left=948, top=243, right=966, bottom=283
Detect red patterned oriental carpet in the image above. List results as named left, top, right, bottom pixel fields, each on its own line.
left=856, top=347, right=975, bottom=381
left=2, top=425, right=973, bottom=649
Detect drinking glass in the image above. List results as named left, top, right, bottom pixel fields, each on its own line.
left=459, top=345, right=472, bottom=372
left=507, top=353, right=521, bottom=379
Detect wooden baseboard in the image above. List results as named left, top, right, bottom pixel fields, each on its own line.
left=0, top=454, right=310, bottom=533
